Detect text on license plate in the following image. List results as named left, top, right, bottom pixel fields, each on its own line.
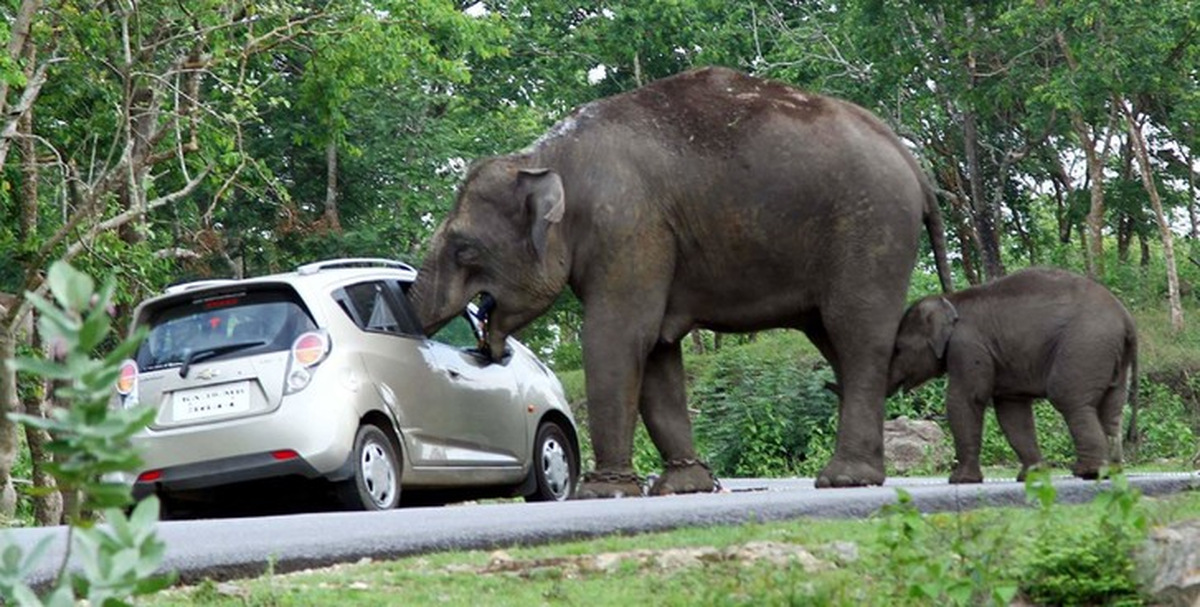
left=172, top=381, right=252, bottom=421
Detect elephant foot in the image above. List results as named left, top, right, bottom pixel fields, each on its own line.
left=648, top=459, right=720, bottom=496
left=1072, top=461, right=1107, bottom=480
left=573, top=470, right=643, bottom=499
left=1016, top=465, right=1032, bottom=482
left=815, top=457, right=884, bottom=488
left=949, top=464, right=983, bottom=484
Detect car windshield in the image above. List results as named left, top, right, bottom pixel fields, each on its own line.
left=135, top=287, right=317, bottom=371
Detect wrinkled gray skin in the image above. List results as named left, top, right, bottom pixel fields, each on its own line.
left=411, top=67, right=952, bottom=497
left=888, top=267, right=1139, bottom=483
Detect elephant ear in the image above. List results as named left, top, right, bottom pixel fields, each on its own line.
left=518, top=168, right=566, bottom=259
left=927, top=297, right=959, bottom=360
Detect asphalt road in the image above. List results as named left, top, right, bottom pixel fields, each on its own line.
left=4, top=472, right=1198, bottom=589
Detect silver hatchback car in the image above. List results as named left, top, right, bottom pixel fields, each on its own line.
left=112, top=258, right=579, bottom=517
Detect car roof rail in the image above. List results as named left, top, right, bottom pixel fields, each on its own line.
left=296, top=258, right=417, bottom=276
left=163, top=279, right=240, bottom=295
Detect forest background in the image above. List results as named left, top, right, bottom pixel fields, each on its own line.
left=1, top=0, right=1198, bottom=525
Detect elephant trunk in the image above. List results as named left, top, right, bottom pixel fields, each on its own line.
left=409, top=266, right=457, bottom=337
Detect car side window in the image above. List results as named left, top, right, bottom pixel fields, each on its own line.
left=335, top=281, right=414, bottom=336
left=432, top=314, right=481, bottom=349
left=387, top=280, right=428, bottom=337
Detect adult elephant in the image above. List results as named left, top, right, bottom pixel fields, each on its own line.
left=411, top=67, right=952, bottom=497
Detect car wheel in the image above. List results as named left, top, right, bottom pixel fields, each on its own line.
left=336, top=425, right=401, bottom=511
left=525, top=422, right=578, bottom=502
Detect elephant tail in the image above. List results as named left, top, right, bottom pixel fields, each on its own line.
left=1124, top=326, right=1140, bottom=446
left=921, top=181, right=955, bottom=293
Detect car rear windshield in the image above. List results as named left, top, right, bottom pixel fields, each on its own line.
left=135, top=287, right=317, bottom=371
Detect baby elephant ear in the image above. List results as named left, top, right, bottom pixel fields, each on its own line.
left=927, top=297, right=958, bottom=360
left=518, top=168, right=565, bottom=258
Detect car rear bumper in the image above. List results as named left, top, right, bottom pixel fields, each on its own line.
left=128, top=371, right=373, bottom=489
left=131, top=451, right=322, bottom=498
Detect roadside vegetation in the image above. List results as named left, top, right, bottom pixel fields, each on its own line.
left=138, top=475, right=1200, bottom=607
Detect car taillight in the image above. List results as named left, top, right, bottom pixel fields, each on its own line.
left=115, top=359, right=139, bottom=408
left=285, top=331, right=329, bottom=394
left=137, top=470, right=162, bottom=483
left=291, top=332, right=328, bottom=367
left=116, top=360, right=138, bottom=395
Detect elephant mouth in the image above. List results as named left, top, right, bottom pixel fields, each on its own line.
left=476, top=292, right=497, bottom=323
left=474, top=292, right=509, bottom=363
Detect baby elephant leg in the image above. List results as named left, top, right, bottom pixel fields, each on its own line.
left=1054, top=400, right=1110, bottom=480
left=947, top=386, right=990, bottom=484
left=994, top=397, right=1042, bottom=481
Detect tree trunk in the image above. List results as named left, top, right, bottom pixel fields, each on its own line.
left=1123, top=102, right=1184, bottom=332
left=0, top=334, right=21, bottom=518
left=26, top=394, right=61, bottom=525
left=0, top=0, right=40, bottom=120
left=1189, top=128, right=1198, bottom=240
left=962, top=108, right=1004, bottom=281
left=324, top=139, right=342, bottom=231
left=1049, top=16, right=1116, bottom=279
left=1075, top=112, right=1111, bottom=280
left=1048, top=153, right=1075, bottom=245
left=690, top=331, right=705, bottom=355
left=1117, top=215, right=1132, bottom=264
left=16, top=82, right=61, bottom=524
left=17, top=81, right=38, bottom=243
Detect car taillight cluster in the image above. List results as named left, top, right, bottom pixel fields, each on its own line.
left=116, top=359, right=139, bottom=408
left=285, top=331, right=330, bottom=394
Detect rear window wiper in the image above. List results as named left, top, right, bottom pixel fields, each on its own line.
left=179, top=340, right=268, bottom=378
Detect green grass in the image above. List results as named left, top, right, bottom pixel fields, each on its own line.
left=139, top=488, right=1200, bottom=606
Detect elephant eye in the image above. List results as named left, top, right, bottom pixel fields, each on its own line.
left=455, top=245, right=481, bottom=266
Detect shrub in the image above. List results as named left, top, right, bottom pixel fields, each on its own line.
left=1131, top=378, right=1197, bottom=463
left=0, top=262, right=172, bottom=605
left=691, top=337, right=837, bottom=478
left=1020, top=471, right=1147, bottom=606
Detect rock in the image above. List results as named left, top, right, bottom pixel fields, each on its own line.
left=1136, top=519, right=1200, bottom=607
left=884, top=416, right=949, bottom=474
left=823, top=541, right=860, bottom=565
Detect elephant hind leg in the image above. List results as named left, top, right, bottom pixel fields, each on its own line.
left=1052, top=396, right=1110, bottom=480
left=809, top=312, right=893, bottom=489
left=994, top=397, right=1042, bottom=481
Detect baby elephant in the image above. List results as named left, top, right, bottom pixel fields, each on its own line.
left=888, top=267, right=1138, bottom=483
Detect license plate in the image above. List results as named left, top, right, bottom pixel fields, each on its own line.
left=172, top=381, right=251, bottom=422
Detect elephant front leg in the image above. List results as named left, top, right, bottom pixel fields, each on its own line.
left=574, top=317, right=651, bottom=499
left=946, top=383, right=990, bottom=484
left=994, top=397, right=1042, bottom=481
left=639, top=341, right=717, bottom=496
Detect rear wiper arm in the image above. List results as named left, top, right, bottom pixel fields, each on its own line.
left=179, top=340, right=267, bottom=378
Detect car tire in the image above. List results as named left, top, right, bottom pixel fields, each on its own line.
left=336, top=425, right=401, bottom=511
left=525, top=422, right=578, bottom=502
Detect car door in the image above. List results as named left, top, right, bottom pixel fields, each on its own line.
left=385, top=280, right=528, bottom=468
left=335, top=279, right=525, bottom=468
left=421, top=312, right=527, bottom=467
